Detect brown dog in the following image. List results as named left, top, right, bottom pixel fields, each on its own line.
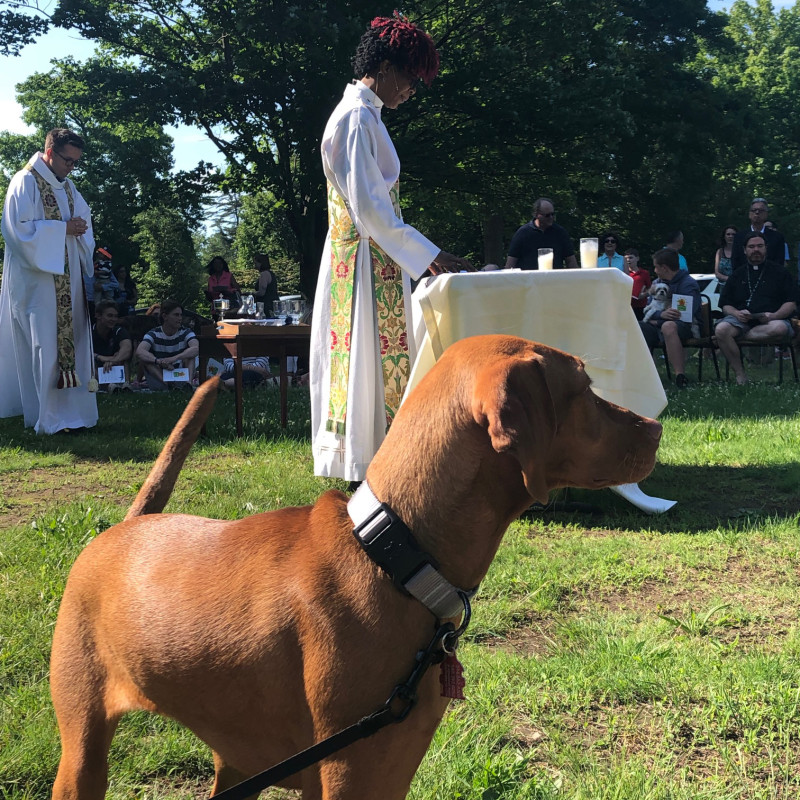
left=50, top=335, right=662, bottom=800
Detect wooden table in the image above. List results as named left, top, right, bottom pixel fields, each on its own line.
left=198, top=324, right=311, bottom=436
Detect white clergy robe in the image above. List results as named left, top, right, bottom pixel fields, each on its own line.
left=310, top=81, right=440, bottom=481
left=0, top=153, right=98, bottom=433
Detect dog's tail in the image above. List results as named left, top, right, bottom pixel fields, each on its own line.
left=125, top=378, right=221, bottom=520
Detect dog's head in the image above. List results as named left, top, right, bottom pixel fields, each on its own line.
left=649, top=281, right=671, bottom=303
left=468, top=338, right=661, bottom=503
left=375, top=336, right=661, bottom=508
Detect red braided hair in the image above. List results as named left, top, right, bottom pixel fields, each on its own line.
left=369, top=13, right=440, bottom=86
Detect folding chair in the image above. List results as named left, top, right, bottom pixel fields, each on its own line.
left=725, top=336, right=798, bottom=384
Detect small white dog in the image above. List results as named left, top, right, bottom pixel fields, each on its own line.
left=642, top=281, right=671, bottom=323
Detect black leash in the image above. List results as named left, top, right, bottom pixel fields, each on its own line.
left=209, top=620, right=460, bottom=800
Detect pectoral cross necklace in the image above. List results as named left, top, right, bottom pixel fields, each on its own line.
left=745, top=264, right=764, bottom=309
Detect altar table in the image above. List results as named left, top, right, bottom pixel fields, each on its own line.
left=198, top=324, right=311, bottom=436
left=409, top=269, right=666, bottom=419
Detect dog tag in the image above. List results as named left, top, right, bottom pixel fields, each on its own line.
left=439, top=653, right=466, bottom=700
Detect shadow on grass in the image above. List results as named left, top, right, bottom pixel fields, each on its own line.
left=654, top=362, right=800, bottom=419
left=526, top=461, right=800, bottom=535
left=0, top=386, right=312, bottom=463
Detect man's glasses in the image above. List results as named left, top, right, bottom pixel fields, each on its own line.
left=750, top=207, right=767, bottom=214
left=604, top=239, right=617, bottom=244
left=53, top=150, right=81, bottom=168
left=537, top=212, right=556, bottom=219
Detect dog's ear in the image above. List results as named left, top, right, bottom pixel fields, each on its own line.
left=471, top=354, right=557, bottom=503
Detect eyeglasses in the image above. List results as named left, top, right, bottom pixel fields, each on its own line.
left=750, top=207, right=768, bottom=214
left=537, top=212, right=556, bottom=219
left=393, top=66, right=420, bottom=91
left=53, top=150, right=81, bottom=168
left=604, top=239, right=617, bottom=244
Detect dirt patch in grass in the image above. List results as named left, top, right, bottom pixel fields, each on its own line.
left=484, top=547, right=800, bottom=654
left=0, top=465, right=145, bottom=529
left=0, top=452, right=249, bottom=530
left=528, top=700, right=800, bottom=791
left=146, top=777, right=299, bottom=799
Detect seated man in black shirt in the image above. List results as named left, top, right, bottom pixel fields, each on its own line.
left=92, top=299, right=133, bottom=390
left=504, top=197, right=577, bottom=270
left=715, top=231, right=797, bottom=385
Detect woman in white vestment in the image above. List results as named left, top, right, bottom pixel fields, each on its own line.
left=0, top=129, right=97, bottom=434
left=311, top=14, right=471, bottom=483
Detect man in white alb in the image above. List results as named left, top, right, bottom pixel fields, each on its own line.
left=0, top=128, right=97, bottom=433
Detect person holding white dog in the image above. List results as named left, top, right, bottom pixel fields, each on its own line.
left=638, top=248, right=701, bottom=389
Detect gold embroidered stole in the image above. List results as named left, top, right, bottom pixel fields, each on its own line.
left=27, top=166, right=81, bottom=389
left=326, top=181, right=411, bottom=435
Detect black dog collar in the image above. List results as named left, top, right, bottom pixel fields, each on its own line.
left=347, top=483, right=473, bottom=620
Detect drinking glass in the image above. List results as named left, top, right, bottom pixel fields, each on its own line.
left=537, top=248, right=554, bottom=271
left=580, top=238, right=599, bottom=269
left=272, top=300, right=287, bottom=323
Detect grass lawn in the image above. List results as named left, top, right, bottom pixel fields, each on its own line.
left=1, top=369, right=800, bottom=799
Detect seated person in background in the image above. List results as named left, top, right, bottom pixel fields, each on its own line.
left=505, top=197, right=578, bottom=270
left=598, top=233, right=625, bottom=270
left=625, top=249, right=651, bottom=321
left=638, top=248, right=701, bottom=389
left=88, top=247, right=119, bottom=317
left=92, top=299, right=133, bottom=390
left=219, top=356, right=273, bottom=390
left=205, top=256, right=241, bottom=306
left=713, top=225, right=737, bottom=285
left=714, top=231, right=797, bottom=386
left=252, top=253, right=280, bottom=311
left=135, top=299, right=199, bottom=391
left=113, top=264, right=138, bottom=315
left=664, top=230, right=688, bottom=271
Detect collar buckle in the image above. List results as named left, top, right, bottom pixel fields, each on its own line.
left=348, top=483, right=474, bottom=621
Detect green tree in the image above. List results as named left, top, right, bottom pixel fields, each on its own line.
left=233, top=192, right=302, bottom=296
left=0, top=3, right=47, bottom=56
left=7, top=0, right=796, bottom=281
left=397, top=0, right=730, bottom=267
left=696, top=0, right=800, bottom=255
left=1, top=56, right=208, bottom=268
left=45, top=0, right=373, bottom=295
left=132, top=206, right=204, bottom=309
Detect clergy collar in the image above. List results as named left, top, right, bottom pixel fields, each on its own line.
left=348, top=79, right=384, bottom=110
left=28, top=152, right=67, bottom=187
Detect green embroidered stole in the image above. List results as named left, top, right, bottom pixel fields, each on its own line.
left=326, top=181, right=411, bottom=435
left=27, top=165, right=82, bottom=390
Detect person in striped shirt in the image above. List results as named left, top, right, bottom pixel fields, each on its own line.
left=219, top=356, right=273, bottom=389
left=135, top=299, right=198, bottom=391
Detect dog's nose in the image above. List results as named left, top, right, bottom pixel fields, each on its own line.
left=642, top=419, right=662, bottom=443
